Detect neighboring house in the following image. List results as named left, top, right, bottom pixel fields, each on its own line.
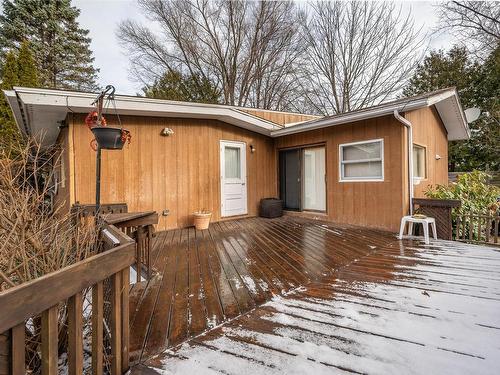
left=4, top=87, right=469, bottom=231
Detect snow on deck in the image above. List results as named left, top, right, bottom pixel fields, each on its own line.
left=135, top=234, right=500, bottom=375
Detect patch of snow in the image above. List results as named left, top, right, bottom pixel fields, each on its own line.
left=130, top=265, right=146, bottom=283
left=232, top=278, right=242, bottom=289
left=258, top=279, right=269, bottom=292
left=206, top=314, right=218, bottom=329
left=316, top=225, right=343, bottom=236
left=241, top=275, right=258, bottom=294
left=148, top=276, right=500, bottom=375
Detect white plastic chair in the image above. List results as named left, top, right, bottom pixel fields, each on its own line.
left=398, top=216, right=437, bottom=245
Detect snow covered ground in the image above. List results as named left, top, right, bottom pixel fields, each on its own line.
left=136, top=239, right=500, bottom=375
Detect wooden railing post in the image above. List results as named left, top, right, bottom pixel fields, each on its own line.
left=41, top=306, right=58, bottom=375
left=68, top=292, right=83, bottom=375
left=469, top=214, right=474, bottom=240
left=136, top=227, right=144, bottom=283
left=495, top=217, right=499, bottom=244
left=92, top=282, right=104, bottom=375
left=110, top=273, right=122, bottom=375
left=121, top=269, right=130, bottom=373
left=11, top=324, right=25, bottom=375
left=0, top=331, right=10, bottom=375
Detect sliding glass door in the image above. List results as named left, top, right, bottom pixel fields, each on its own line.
left=279, top=146, right=326, bottom=212
left=303, top=147, right=326, bottom=211
left=279, top=149, right=301, bottom=210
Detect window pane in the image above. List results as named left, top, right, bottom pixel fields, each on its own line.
left=224, top=146, right=241, bottom=178
left=343, top=142, right=381, bottom=161
left=413, top=145, right=426, bottom=178
left=344, top=161, right=382, bottom=179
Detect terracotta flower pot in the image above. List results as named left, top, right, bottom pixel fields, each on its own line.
left=193, top=211, right=212, bottom=230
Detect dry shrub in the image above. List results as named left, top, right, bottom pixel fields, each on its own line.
left=0, top=138, right=98, bottom=290
left=0, top=138, right=101, bottom=374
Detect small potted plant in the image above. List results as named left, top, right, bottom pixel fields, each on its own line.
left=193, top=210, right=212, bottom=230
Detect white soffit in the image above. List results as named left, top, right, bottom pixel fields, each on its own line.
left=4, top=87, right=282, bottom=147
left=432, top=95, right=470, bottom=141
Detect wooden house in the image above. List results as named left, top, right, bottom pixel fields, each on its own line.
left=4, top=87, right=469, bottom=231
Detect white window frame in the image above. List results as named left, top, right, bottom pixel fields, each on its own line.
left=412, top=143, right=427, bottom=180
left=339, top=139, right=384, bottom=182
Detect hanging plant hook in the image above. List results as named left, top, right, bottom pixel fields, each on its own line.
left=86, top=84, right=131, bottom=149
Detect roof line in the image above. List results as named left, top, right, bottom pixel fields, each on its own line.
left=10, top=86, right=312, bottom=124
left=270, top=87, right=467, bottom=139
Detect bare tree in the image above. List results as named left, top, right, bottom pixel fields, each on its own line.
left=301, top=1, right=426, bottom=115
left=117, top=0, right=306, bottom=110
left=437, top=1, right=500, bottom=56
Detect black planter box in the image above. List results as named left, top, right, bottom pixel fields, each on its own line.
left=260, top=198, right=283, bottom=218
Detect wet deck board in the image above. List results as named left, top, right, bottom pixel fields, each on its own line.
left=129, top=217, right=385, bottom=361
left=130, top=217, right=500, bottom=374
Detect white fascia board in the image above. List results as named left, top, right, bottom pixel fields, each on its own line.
left=270, top=98, right=428, bottom=137
left=425, top=89, right=456, bottom=106
left=2, top=90, right=26, bottom=135
left=11, top=87, right=280, bottom=137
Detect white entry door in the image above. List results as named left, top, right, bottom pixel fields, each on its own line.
left=220, top=141, right=247, bottom=217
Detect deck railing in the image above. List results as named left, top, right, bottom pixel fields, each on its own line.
left=104, top=212, right=157, bottom=283
left=455, top=213, right=500, bottom=245
left=0, top=223, right=135, bottom=375
left=72, top=204, right=158, bottom=283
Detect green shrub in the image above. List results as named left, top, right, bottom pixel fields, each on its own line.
left=425, top=171, right=500, bottom=241
left=425, top=170, right=500, bottom=216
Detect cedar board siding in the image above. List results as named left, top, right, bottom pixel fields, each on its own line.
left=274, top=115, right=407, bottom=231
left=53, top=127, right=73, bottom=212
left=405, top=106, right=449, bottom=198
left=240, top=109, right=320, bottom=125
left=68, top=113, right=276, bottom=231
left=61, top=106, right=447, bottom=232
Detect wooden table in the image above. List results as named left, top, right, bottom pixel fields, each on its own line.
left=104, top=211, right=158, bottom=227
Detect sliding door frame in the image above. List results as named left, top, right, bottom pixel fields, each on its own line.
left=277, top=142, right=328, bottom=214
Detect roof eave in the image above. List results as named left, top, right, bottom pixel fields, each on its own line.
left=8, top=87, right=284, bottom=146
left=270, top=98, right=428, bottom=137
left=2, top=89, right=28, bottom=136
left=270, top=89, right=470, bottom=140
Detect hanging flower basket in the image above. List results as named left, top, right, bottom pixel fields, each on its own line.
left=91, top=127, right=131, bottom=150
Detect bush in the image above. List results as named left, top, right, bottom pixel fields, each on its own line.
left=0, top=139, right=99, bottom=375
left=424, top=170, right=500, bottom=216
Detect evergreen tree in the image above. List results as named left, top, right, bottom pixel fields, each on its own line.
left=0, top=0, right=99, bottom=91
left=0, top=51, right=20, bottom=148
left=404, top=45, right=500, bottom=172
left=142, top=70, right=220, bottom=104
left=0, top=42, right=38, bottom=150
left=17, top=40, right=38, bottom=87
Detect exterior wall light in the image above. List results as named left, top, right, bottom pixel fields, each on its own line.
left=435, top=154, right=442, bottom=160
left=161, top=128, right=174, bottom=136
left=250, top=145, right=256, bottom=153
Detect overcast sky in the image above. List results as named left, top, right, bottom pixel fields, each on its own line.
left=74, top=0, right=456, bottom=95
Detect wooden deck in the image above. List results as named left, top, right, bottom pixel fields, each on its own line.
left=129, top=217, right=500, bottom=374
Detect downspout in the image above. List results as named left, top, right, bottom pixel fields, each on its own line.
left=393, top=110, right=414, bottom=216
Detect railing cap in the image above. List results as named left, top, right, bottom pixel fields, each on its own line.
left=413, top=198, right=461, bottom=208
